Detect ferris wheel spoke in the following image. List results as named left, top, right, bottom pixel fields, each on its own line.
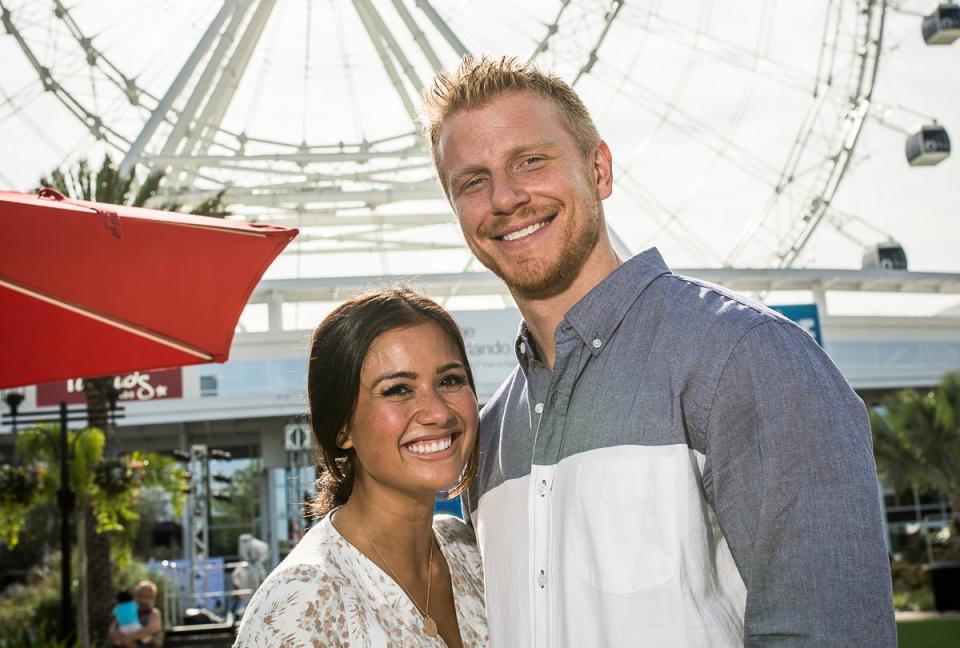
left=594, top=61, right=780, bottom=188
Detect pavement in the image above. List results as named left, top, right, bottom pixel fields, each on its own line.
left=896, top=610, right=960, bottom=622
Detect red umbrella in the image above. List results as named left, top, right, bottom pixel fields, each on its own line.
left=0, top=189, right=298, bottom=389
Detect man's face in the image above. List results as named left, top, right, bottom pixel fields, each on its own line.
left=437, top=90, right=612, bottom=299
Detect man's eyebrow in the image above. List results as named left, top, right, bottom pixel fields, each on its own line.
left=370, top=370, right=416, bottom=389
left=448, top=141, right=558, bottom=187
left=449, top=164, right=486, bottom=187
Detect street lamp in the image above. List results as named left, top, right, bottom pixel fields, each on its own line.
left=1, top=395, right=124, bottom=642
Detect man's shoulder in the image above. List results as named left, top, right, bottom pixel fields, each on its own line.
left=645, top=271, right=795, bottom=341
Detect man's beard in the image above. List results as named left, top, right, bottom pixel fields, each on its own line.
left=473, top=196, right=604, bottom=301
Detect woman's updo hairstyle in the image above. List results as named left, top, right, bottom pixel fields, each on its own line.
left=307, top=286, right=478, bottom=517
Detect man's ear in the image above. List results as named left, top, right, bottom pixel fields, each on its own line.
left=593, top=140, right=613, bottom=200
left=337, top=427, right=353, bottom=450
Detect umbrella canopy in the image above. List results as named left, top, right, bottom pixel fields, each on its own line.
left=0, top=189, right=298, bottom=389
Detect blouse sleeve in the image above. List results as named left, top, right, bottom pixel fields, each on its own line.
left=233, top=564, right=352, bottom=648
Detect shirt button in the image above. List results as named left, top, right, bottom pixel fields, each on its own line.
left=537, top=570, right=546, bottom=588
left=534, top=402, right=544, bottom=414
left=592, top=338, right=603, bottom=349
left=538, top=480, right=547, bottom=497
left=519, top=342, right=527, bottom=354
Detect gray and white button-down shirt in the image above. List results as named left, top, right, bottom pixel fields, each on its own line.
left=465, top=248, right=895, bottom=647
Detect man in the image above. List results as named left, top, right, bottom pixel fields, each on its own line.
left=422, top=56, right=895, bottom=647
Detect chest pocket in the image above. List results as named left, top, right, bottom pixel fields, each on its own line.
left=571, top=453, right=677, bottom=594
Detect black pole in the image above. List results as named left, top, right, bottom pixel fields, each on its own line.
left=57, top=401, right=75, bottom=641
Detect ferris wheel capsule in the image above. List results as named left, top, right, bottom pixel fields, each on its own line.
left=905, top=123, right=951, bottom=166
left=862, top=240, right=908, bottom=271
left=922, top=4, right=960, bottom=45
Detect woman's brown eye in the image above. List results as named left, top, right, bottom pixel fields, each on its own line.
left=440, top=374, right=468, bottom=389
left=382, top=384, right=412, bottom=397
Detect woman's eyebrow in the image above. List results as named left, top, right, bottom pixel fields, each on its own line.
left=436, top=362, right=465, bottom=374
left=370, top=370, right=417, bottom=389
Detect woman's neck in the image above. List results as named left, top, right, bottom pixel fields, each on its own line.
left=332, top=482, right=437, bottom=576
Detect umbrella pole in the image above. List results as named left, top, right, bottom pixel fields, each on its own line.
left=57, top=401, right=75, bottom=642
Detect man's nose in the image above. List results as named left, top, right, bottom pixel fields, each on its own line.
left=490, top=172, right=530, bottom=216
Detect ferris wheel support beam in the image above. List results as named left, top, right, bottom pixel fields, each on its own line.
left=169, top=185, right=442, bottom=206
left=390, top=0, right=443, bottom=72
left=119, top=0, right=235, bottom=176
left=186, top=0, right=278, bottom=162
left=147, top=148, right=427, bottom=166
left=158, top=0, right=257, bottom=160
left=414, top=0, right=470, bottom=58
left=353, top=0, right=419, bottom=123
left=251, top=211, right=455, bottom=227
left=776, top=0, right=886, bottom=268
left=357, top=0, right=425, bottom=93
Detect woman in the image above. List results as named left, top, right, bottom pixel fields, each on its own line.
left=234, top=288, right=487, bottom=647
left=108, top=580, right=163, bottom=648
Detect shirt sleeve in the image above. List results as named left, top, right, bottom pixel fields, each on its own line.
left=703, top=319, right=895, bottom=647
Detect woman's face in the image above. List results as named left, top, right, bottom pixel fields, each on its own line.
left=341, top=320, right=478, bottom=500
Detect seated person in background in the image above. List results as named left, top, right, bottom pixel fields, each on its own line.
left=109, top=580, right=163, bottom=648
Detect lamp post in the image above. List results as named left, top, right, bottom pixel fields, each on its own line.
left=2, top=395, right=124, bottom=641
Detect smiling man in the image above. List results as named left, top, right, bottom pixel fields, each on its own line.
left=422, top=56, right=895, bottom=647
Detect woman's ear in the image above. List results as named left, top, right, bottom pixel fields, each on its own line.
left=336, top=427, right=353, bottom=450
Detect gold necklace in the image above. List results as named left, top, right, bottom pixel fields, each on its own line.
left=360, top=526, right=439, bottom=637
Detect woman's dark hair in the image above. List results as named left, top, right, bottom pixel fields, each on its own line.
left=308, top=286, right=478, bottom=517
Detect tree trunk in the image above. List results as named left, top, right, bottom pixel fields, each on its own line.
left=76, top=500, right=90, bottom=648
left=83, top=376, right=114, bottom=647
left=86, top=505, right=113, bottom=645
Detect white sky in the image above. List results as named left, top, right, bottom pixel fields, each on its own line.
left=1, top=0, right=958, bottom=318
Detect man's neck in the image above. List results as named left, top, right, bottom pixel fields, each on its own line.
left=513, top=239, right=621, bottom=371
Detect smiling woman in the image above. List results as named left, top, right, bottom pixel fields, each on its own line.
left=233, top=287, right=488, bottom=648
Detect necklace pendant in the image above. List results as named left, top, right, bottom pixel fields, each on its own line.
left=423, top=615, right=438, bottom=637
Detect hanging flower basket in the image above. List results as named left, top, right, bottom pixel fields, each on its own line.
left=93, top=456, right=146, bottom=495
left=0, top=463, right=44, bottom=505
left=93, top=457, right=132, bottom=495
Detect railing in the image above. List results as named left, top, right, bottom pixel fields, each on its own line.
left=154, top=560, right=255, bottom=629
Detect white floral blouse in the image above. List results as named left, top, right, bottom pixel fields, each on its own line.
left=233, top=513, right=488, bottom=647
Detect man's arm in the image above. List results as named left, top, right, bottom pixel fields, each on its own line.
left=703, top=319, right=895, bottom=647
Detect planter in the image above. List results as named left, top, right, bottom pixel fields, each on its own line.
left=928, top=561, right=960, bottom=612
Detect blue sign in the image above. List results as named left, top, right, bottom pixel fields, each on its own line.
left=769, top=303, right=823, bottom=346
left=434, top=495, right=463, bottom=519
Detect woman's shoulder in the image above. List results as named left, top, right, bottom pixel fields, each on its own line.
left=433, top=514, right=478, bottom=553
left=244, top=517, right=353, bottom=608
left=234, top=519, right=354, bottom=647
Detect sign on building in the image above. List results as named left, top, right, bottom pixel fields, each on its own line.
left=36, top=368, right=183, bottom=406
left=769, top=303, right=823, bottom=346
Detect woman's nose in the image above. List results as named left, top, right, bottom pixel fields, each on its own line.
left=416, top=390, right=457, bottom=425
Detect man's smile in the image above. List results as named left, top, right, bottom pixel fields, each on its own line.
left=494, top=215, right=555, bottom=241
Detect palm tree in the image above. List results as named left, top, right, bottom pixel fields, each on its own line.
left=871, top=371, right=960, bottom=524
left=37, top=155, right=227, bottom=646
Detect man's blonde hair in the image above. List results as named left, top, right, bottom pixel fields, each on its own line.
left=421, top=56, right=601, bottom=189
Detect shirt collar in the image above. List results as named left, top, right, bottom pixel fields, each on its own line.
left=514, top=248, right=672, bottom=364
left=564, top=248, right=671, bottom=355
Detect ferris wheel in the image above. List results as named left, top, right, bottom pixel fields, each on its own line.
left=0, top=0, right=954, bottom=287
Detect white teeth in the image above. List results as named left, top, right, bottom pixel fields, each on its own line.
left=502, top=220, right=547, bottom=241
left=408, top=436, right=453, bottom=454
